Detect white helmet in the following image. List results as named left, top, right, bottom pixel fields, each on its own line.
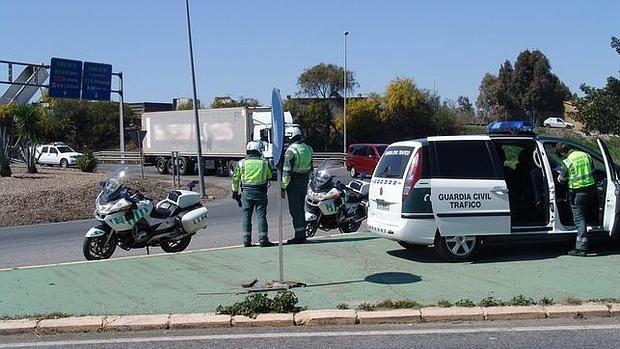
left=246, top=140, right=264, bottom=155
left=285, top=126, right=303, bottom=141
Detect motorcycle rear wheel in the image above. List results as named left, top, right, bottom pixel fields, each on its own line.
left=339, top=221, right=362, bottom=234
left=161, top=236, right=192, bottom=253
left=83, top=234, right=117, bottom=260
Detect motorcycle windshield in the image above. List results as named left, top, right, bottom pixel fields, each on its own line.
left=97, top=167, right=129, bottom=204
left=310, top=159, right=343, bottom=193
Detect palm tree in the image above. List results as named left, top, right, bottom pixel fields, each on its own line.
left=13, top=104, right=44, bottom=173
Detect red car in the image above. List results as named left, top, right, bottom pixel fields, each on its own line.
left=345, top=143, right=388, bottom=178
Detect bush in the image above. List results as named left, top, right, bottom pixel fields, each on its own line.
left=216, top=290, right=304, bottom=318
left=336, top=303, right=350, bottom=310
left=507, top=295, right=535, bottom=306
left=77, top=151, right=97, bottom=172
left=437, top=300, right=453, bottom=308
left=454, top=299, right=476, bottom=307
left=478, top=296, right=506, bottom=307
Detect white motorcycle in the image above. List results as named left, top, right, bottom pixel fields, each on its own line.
left=83, top=170, right=208, bottom=260
left=304, top=160, right=369, bottom=238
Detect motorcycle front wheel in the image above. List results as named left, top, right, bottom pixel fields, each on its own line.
left=83, top=233, right=117, bottom=260
left=160, top=236, right=192, bottom=253
left=339, top=221, right=362, bottom=234
left=305, top=221, right=319, bottom=238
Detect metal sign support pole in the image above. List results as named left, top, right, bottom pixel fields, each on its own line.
left=113, top=72, right=125, bottom=164
left=278, top=171, right=284, bottom=284
left=185, top=0, right=206, bottom=198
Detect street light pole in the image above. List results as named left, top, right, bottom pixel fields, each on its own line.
left=343, top=31, right=349, bottom=154
left=185, top=0, right=206, bottom=197
left=113, top=72, right=125, bottom=163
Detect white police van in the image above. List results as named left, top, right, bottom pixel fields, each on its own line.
left=367, top=134, right=619, bottom=261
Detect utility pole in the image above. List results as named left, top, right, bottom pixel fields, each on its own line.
left=113, top=72, right=125, bottom=162
left=185, top=0, right=206, bottom=197
left=343, top=31, right=349, bottom=154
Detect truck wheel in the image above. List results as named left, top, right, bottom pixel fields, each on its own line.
left=434, top=234, right=481, bottom=261
left=178, top=157, right=190, bottom=175
left=156, top=157, right=169, bottom=174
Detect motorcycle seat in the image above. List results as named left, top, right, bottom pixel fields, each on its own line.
left=151, top=207, right=172, bottom=220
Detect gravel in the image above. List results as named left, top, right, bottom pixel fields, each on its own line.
left=0, top=166, right=226, bottom=227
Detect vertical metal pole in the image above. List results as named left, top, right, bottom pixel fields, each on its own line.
left=171, top=152, right=176, bottom=187
left=8, top=63, right=12, bottom=82
left=278, top=170, right=284, bottom=284
left=138, top=137, right=145, bottom=180
left=118, top=72, right=125, bottom=164
left=343, top=31, right=348, bottom=154
left=185, top=0, right=206, bottom=197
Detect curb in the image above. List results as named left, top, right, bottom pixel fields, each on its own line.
left=1, top=303, right=618, bottom=336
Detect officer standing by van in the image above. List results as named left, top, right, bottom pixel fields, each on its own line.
left=232, top=141, right=274, bottom=247
left=555, top=143, right=597, bottom=256
left=281, top=126, right=313, bottom=244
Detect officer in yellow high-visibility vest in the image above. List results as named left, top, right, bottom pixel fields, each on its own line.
left=232, top=141, right=273, bottom=247
left=281, top=126, right=313, bottom=244
left=555, top=143, right=598, bottom=256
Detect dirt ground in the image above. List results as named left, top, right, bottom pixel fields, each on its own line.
left=0, top=166, right=226, bottom=227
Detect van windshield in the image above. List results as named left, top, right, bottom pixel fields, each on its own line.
left=373, top=146, right=414, bottom=178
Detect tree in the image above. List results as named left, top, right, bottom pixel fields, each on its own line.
left=285, top=99, right=338, bottom=151
left=457, top=96, right=474, bottom=113
left=13, top=104, right=44, bottom=173
left=211, top=96, right=261, bottom=108
left=382, top=77, right=435, bottom=139
left=177, top=100, right=194, bottom=110
left=0, top=126, right=15, bottom=177
left=476, top=73, right=501, bottom=119
left=297, top=63, right=356, bottom=98
left=572, top=37, right=620, bottom=135
left=334, top=94, right=384, bottom=143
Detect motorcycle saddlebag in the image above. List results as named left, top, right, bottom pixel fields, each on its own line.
left=179, top=207, right=208, bottom=233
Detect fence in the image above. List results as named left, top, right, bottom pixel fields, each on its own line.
left=94, top=151, right=346, bottom=166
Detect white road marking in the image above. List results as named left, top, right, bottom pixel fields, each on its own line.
left=2, top=324, right=620, bottom=348
left=0, top=232, right=362, bottom=272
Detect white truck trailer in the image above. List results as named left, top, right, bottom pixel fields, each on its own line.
left=141, top=107, right=293, bottom=176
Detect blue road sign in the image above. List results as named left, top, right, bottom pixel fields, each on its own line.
left=271, top=88, right=285, bottom=167
left=82, top=62, right=112, bottom=101
left=49, top=58, right=82, bottom=99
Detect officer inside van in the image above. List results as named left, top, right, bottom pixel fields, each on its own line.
left=554, top=143, right=598, bottom=256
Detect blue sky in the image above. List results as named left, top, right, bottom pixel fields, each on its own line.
left=1, top=0, right=618, bottom=106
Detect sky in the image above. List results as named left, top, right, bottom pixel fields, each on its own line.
left=1, top=0, right=619, bottom=106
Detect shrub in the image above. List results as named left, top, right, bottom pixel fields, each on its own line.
left=454, top=299, right=476, bottom=307
left=508, top=295, right=535, bottom=306
left=437, top=300, right=453, bottom=308
left=336, top=303, right=350, bottom=310
left=478, top=296, right=506, bottom=307
left=216, top=290, right=303, bottom=318
left=538, top=297, right=554, bottom=306
left=77, top=151, right=97, bottom=172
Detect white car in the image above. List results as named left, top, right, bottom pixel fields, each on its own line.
left=36, top=143, right=82, bottom=168
left=367, top=135, right=619, bottom=261
left=543, top=117, right=574, bottom=129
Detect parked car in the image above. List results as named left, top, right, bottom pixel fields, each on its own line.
left=543, top=117, right=574, bottom=129
left=345, top=144, right=389, bottom=178
left=35, top=142, right=82, bottom=168
left=486, top=121, right=534, bottom=134
left=367, top=134, right=619, bottom=261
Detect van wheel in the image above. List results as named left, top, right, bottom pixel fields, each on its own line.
left=434, top=234, right=480, bottom=261
left=398, top=241, right=427, bottom=250
left=60, top=159, right=69, bottom=168
left=350, top=167, right=357, bottom=178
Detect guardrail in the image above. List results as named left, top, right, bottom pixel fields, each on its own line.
left=93, top=151, right=141, bottom=164
left=94, top=151, right=346, bottom=165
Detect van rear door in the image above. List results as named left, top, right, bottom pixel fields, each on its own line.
left=369, top=144, right=418, bottom=224
left=429, top=139, right=511, bottom=236
left=597, top=139, right=620, bottom=237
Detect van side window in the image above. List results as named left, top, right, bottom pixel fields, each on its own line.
left=433, top=141, right=498, bottom=179
left=50, top=148, right=58, bottom=154
left=42, top=146, right=49, bottom=153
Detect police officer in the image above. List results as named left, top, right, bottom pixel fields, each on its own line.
left=232, top=141, right=274, bottom=247
left=281, top=126, right=313, bottom=244
left=555, top=143, right=598, bottom=256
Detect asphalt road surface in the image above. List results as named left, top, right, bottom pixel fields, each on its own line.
left=0, top=164, right=357, bottom=269
left=1, top=319, right=620, bottom=349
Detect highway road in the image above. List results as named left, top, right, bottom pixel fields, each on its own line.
left=0, top=164, right=357, bottom=269
left=2, top=319, right=620, bottom=349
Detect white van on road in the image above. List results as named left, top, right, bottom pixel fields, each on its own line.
left=367, top=135, right=619, bottom=261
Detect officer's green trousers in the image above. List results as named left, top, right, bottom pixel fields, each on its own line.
left=286, top=174, right=309, bottom=240
left=241, top=187, right=268, bottom=244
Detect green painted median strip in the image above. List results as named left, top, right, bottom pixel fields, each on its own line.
left=1, top=233, right=620, bottom=317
